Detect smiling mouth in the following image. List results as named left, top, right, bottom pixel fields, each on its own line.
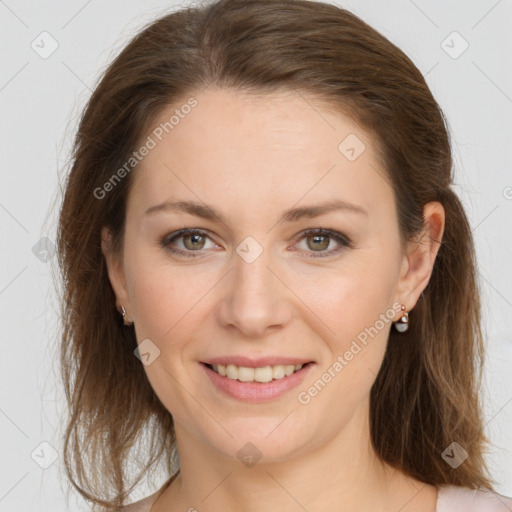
left=204, top=362, right=312, bottom=383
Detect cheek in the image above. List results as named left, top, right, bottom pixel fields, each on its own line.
left=126, top=245, right=211, bottom=343
left=294, top=266, right=396, bottom=431
left=301, top=250, right=399, bottom=391
left=125, top=257, right=213, bottom=417
left=309, top=258, right=398, bottom=340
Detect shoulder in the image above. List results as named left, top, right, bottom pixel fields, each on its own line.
left=436, top=484, right=512, bottom=512
left=116, top=472, right=179, bottom=512
left=117, top=472, right=179, bottom=511
left=116, top=490, right=160, bottom=512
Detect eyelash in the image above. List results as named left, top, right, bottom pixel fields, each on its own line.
left=160, top=228, right=352, bottom=259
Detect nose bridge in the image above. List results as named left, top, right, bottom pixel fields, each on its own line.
left=218, top=235, right=291, bottom=336
left=235, top=239, right=274, bottom=294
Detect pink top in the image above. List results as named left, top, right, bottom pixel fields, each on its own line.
left=435, top=485, right=512, bottom=511
left=120, top=483, right=512, bottom=511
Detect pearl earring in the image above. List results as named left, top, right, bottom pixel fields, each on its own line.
left=120, top=305, right=133, bottom=326
left=394, top=304, right=409, bottom=333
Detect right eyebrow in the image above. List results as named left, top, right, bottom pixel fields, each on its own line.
left=143, top=198, right=368, bottom=224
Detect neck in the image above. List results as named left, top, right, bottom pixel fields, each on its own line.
left=153, top=400, right=437, bottom=512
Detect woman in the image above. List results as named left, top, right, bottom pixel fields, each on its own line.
left=55, top=0, right=512, bottom=510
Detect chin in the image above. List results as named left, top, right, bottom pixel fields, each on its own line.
left=199, top=417, right=317, bottom=466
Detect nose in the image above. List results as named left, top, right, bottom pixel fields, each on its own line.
left=216, top=242, right=293, bottom=338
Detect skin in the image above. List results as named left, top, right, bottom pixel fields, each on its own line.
left=102, top=87, right=445, bottom=512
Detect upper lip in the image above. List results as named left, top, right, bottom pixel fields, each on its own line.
left=201, top=356, right=315, bottom=368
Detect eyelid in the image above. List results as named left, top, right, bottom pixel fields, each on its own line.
left=290, top=228, right=352, bottom=258
left=161, top=228, right=219, bottom=258
left=161, top=227, right=352, bottom=258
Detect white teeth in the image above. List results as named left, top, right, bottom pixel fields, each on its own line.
left=211, top=363, right=306, bottom=382
left=273, top=365, right=285, bottom=379
left=226, top=364, right=238, bottom=380
left=238, top=366, right=255, bottom=382
left=254, top=366, right=273, bottom=383
left=284, top=364, right=295, bottom=376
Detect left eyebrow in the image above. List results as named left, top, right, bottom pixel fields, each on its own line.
left=280, top=199, right=368, bottom=222
left=143, top=198, right=369, bottom=224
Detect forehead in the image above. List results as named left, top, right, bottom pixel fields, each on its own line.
left=128, top=87, right=394, bottom=222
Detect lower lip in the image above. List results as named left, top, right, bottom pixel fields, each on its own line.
left=201, top=362, right=315, bottom=403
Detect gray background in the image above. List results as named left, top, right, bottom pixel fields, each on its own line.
left=0, top=0, right=511, bottom=510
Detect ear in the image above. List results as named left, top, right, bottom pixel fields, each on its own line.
left=395, top=201, right=445, bottom=313
left=101, top=226, right=131, bottom=317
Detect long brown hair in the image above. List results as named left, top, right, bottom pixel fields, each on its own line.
left=55, top=0, right=495, bottom=508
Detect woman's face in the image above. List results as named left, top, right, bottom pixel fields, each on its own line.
left=103, top=87, right=441, bottom=464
